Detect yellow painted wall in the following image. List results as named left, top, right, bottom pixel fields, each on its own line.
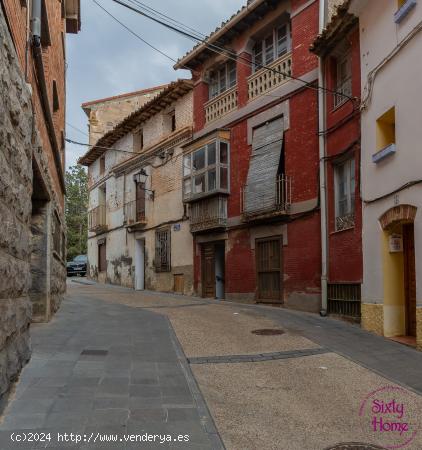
left=382, top=228, right=406, bottom=336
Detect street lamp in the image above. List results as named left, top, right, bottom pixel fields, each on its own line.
left=133, top=168, right=155, bottom=200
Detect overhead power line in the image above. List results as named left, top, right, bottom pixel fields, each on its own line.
left=111, top=0, right=358, bottom=104
left=66, top=122, right=89, bottom=137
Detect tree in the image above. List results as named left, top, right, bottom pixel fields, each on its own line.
left=65, top=165, right=88, bottom=261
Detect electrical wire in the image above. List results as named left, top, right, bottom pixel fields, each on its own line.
left=66, top=122, right=89, bottom=137
left=111, top=0, right=358, bottom=104
left=93, top=0, right=187, bottom=67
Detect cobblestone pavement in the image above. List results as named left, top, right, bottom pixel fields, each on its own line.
left=0, top=288, right=223, bottom=450
left=1, top=280, right=422, bottom=450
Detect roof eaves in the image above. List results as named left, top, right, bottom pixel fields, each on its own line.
left=78, top=79, right=194, bottom=166
left=174, top=0, right=266, bottom=70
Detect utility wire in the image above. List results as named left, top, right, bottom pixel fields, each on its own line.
left=93, top=0, right=183, bottom=66
left=66, top=122, right=89, bottom=137
left=111, top=0, right=358, bottom=104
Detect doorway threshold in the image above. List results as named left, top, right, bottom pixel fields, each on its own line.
left=388, top=335, right=417, bottom=348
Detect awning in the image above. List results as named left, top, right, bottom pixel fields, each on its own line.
left=244, top=118, right=284, bottom=214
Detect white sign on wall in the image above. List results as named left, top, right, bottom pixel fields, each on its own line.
left=389, top=234, right=403, bottom=253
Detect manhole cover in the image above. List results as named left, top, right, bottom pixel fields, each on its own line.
left=81, top=349, right=108, bottom=356
left=251, top=329, right=285, bottom=336
left=325, top=444, right=387, bottom=450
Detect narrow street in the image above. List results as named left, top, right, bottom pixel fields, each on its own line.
left=0, top=280, right=421, bottom=450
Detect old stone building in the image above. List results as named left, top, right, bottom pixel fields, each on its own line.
left=79, top=80, right=194, bottom=294
left=0, top=1, right=80, bottom=397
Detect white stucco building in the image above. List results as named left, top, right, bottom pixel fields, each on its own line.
left=79, top=80, right=195, bottom=295
left=349, top=0, right=422, bottom=348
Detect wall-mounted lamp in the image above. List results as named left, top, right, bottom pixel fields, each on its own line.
left=133, top=168, right=155, bottom=201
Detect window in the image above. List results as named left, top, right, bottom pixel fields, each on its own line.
left=170, top=111, right=176, bottom=132
left=99, top=156, right=105, bottom=175
left=135, top=181, right=146, bottom=222
left=334, top=51, right=352, bottom=108
left=134, top=129, right=144, bottom=152
left=253, top=23, right=291, bottom=72
left=209, top=61, right=237, bottom=99
left=98, top=240, right=107, bottom=272
left=52, top=80, right=59, bottom=112
left=183, top=140, right=229, bottom=200
left=334, top=158, right=355, bottom=231
left=41, top=0, right=51, bottom=47
left=155, top=228, right=171, bottom=272
left=376, top=107, right=396, bottom=151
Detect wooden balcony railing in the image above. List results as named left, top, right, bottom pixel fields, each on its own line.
left=248, top=53, right=292, bottom=101
left=241, top=175, right=292, bottom=219
left=88, top=205, right=107, bottom=232
left=189, top=195, right=228, bottom=233
left=204, top=86, right=238, bottom=124
left=124, top=200, right=147, bottom=227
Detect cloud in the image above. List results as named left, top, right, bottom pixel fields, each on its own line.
left=65, top=0, right=245, bottom=169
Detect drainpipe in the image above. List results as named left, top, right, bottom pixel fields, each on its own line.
left=318, top=0, right=328, bottom=316
left=31, top=0, right=66, bottom=193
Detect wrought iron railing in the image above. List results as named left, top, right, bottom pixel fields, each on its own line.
left=241, top=175, right=292, bottom=217
left=248, top=53, right=292, bottom=101
left=189, top=195, right=228, bottom=233
left=124, top=200, right=146, bottom=226
left=88, top=205, right=107, bottom=232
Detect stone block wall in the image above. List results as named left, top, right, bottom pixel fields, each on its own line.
left=0, top=6, right=66, bottom=398
left=0, top=9, right=33, bottom=397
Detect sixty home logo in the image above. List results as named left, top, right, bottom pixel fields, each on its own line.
left=359, top=386, right=418, bottom=449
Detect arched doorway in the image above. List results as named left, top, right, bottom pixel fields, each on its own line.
left=379, top=205, right=417, bottom=344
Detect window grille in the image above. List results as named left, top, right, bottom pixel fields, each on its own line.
left=155, top=228, right=171, bottom=272
left=328, top=283, right=361, bottom=319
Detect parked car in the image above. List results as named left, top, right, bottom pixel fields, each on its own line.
left=67, top=255, right=87, bottom=277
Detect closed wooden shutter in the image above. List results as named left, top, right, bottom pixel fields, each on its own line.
left=245, top=118, right=284, bottom=213
left=136, top=182, right=145, bottom=221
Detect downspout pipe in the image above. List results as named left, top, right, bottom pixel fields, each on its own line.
left=318, top=0, right=328, bottom=316
left=31, top=0, right=66, bottom=194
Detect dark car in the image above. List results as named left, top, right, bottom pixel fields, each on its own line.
left=67, top=255, right=87, bottom=277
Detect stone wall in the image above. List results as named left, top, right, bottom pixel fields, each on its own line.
left=0, top=9, right=33, bottom=397
left=0, top=7, right=66, bottom=398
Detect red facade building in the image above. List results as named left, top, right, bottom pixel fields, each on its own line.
left=311, top=4, right=363, bottom=319
left=175, top=0, right=325, bottom=312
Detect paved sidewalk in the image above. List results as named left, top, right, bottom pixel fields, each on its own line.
left=0, top=295, right=223, bottom=450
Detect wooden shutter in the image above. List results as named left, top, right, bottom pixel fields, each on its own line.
left=256, top=237, right=282, bottom=302
left=245, top=118, right=284, bottom=213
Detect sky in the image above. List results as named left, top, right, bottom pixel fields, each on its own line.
left=65, top=0, right=246, bottom=169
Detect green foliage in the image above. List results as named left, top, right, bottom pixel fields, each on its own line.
left=65, top=165, right=88, bottom=261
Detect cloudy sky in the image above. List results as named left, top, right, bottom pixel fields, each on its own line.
left=65, top=0, right=246, bottom=169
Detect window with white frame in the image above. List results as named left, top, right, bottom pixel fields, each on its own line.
left=334, top=50, right=352, bottom=108
left=252, top=23, right=291, bottom=72
left=334, top=158, right=355, bottom=231
left=209, top=61, right=237, bottom=99
left=183, top=140, right=229, bottom=200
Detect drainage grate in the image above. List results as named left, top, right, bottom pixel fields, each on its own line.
left=251, top=329, right=285, bottom=336
left=325, top=444, right=387, bottom=450
left=81, top=349, right=108, bottom=356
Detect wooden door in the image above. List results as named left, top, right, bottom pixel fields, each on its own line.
left=98, top=242, right=106, bottom=273
left=256, top=237, right=283, bottom=303
left=202, top=244, right=216, bottom=298
left=136, top=182, right=145, bottom=222
left=403, top=224, right=416, bottom=336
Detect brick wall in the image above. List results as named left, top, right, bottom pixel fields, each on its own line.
left=324, top=25, right=363, bottom=283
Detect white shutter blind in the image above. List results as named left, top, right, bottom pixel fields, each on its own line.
left=244, top=118, right=284, bottom=213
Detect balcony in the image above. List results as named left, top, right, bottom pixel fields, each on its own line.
left=189, top=195, right=228, bottom=233
left=241, top=175, right=292, bottom=220
left=204, top=86, right=238, bottom=124
left=124, top=200, right=147, bottom=229
left=88, top=205, right=107, bottom=233
left=248, top=53, right=292, bottom=101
